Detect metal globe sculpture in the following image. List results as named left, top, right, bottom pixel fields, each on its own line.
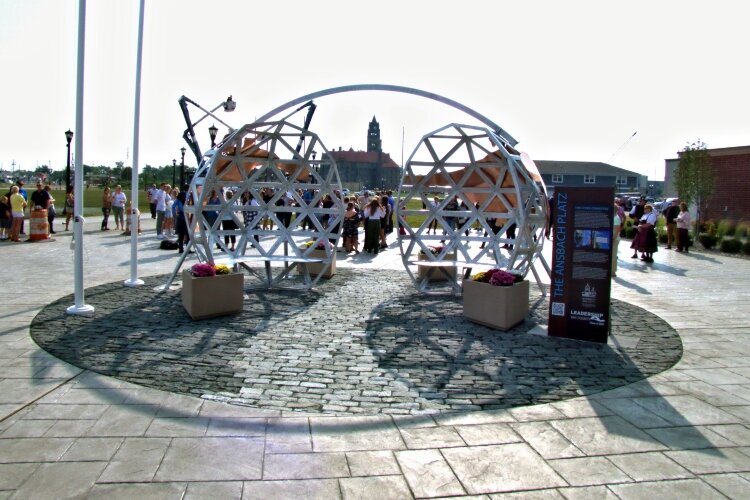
left=184, top=120, right=343, bottom=289
left=398, top=123, right=548, bottom=293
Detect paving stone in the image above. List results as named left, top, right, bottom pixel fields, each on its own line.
left=396, top=449, right=465, bottom=497
left=489, top=490, right=565, bottom=499
left=11, top=461, right=107, bottom=499
left=0, top=437, right=74, bottom=463
left=98, top=437, right=171, bottom=483
left=442, top=444, right=567, bottom=494
left=510, top=422, right=584, bottom=459
left=339, top=475, right=413, bottom=500
left=399, top=426, right=465, bottom=449
left=263, top=452, right=349, bottom=480
left=184, top=481, right=243, bottom=500
left=88, top=481, right=188, bottom=499
left=550, top=416, right=667, bottom=455
left=455, top=423, right=523, bottom=446
left=606, top=452, right=693, bottom=481
left=310, top=416, right=405, bottom=452
left=608, top=478, right=725, bottom=499
left=155, top=436, right=264, bottom=481
left=59, top=437, right=123, bottom=461
left=0, top=463, right=38, bottom=490
left=665, top=447, right=750, bottom=474
left=346, top=450, right=400, bottom=476
left=548, top=457, right=631, bottom=486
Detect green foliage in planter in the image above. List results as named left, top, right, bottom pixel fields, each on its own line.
left=735, top=223, right=749, bottom=239
left=716, top=219, right=736, bottom=239
left=699, top=233, right=718, bottom=249
left=624, top=225, right=637, bottom=239
left=743, top=241, right=750, bottom=255
left=700, top=220, right=717, bottom=235
left=720, top=238, right=742, bottom=254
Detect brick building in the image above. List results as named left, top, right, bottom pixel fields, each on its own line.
left=664, top=145, right=750, bottom=222
left=324, top=116, right=401, bottom=191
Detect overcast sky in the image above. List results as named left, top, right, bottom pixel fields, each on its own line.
left=1, top=0, right=749, bottom=181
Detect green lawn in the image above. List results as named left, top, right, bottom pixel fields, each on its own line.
left=1, top=184, right=151, bottom=217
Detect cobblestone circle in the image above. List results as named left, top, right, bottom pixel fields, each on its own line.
left=31, top=269, right=682, bottom=415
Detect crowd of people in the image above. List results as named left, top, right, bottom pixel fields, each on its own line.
left=612, top=196, right=692, bottom=272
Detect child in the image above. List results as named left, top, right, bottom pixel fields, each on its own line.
left=675, top=202, right=691, bottom=253
left=0, top=195, right=10, bottom=240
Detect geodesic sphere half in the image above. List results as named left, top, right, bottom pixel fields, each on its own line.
left=397, top=123, right=547, bottom=293
left=183, top=120, right=343, bottom=287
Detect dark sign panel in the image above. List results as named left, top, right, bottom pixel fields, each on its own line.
left=548, top=187, right=614, bottom=343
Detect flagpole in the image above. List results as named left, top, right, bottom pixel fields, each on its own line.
left=125, top=0, right=146, bottom=287
left=67, top=0, right=94, bottom=316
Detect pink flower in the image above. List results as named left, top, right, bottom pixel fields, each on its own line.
left=190, top=263, right=216, bottom=277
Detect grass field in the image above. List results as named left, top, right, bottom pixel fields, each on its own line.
left=1, top=184, right=152, bottom=217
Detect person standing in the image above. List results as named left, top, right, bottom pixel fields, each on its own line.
left=631, top=203, right=658, bottom=262
left=675, top=202, right=691, bottom=253
left=44, top=185, right=57, bottom=234
left=362, top=198, right=384, bottom=254
left=147, top=184, right=158, bottom=219
left=0, top=194, right=10, bottom=241
left=663, top=198, right=680, bottom=249
left=154, top=183, right=168, bottom=239
left=30, top=182, right=51, bottom=211
left=9, top=185, right=26, bottom=242
left=14, top=180, right=28, bottom=235
left=101, top=186, right=112, bottom=230
left=111, top=185, right=127, bottom=231
left=173, top=191, right=189, bottom=253
left=64, top=187, right=75, bottom=230
left=386, top=190, right=395, bottom=234
left=612, top=202, right=622, bottom=277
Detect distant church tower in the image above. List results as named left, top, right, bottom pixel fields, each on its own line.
left=367, top=116, right=382, bottom=153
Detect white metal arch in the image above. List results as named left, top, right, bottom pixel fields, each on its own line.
left=255, top=84, right=518, bottom=147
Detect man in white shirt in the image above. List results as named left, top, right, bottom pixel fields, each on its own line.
left=146, top=184, right=158, bottom=219
left=154, top=183, right=170, bottom=239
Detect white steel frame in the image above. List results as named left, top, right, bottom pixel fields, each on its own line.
left=165, top=120, right=343, bottom=290
left=398, top=124, right=549, bottom=294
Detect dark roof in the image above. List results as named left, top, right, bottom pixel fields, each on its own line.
left=328, top=150, right=400, bottom=169
left=535, top=160, right=640, bottom=177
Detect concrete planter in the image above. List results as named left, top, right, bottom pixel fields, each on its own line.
left=462, top=278, right=529, bottom=331
left=181, top=269, right=244, bottom=320
left=302, top=248, right=336, bottom=278
left=417, top=252, right=456, bottom=281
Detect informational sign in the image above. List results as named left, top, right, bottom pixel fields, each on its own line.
left=548, top=187, right=614, bottom=343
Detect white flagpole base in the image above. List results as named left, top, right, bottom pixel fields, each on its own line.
left=124, top=278, right=145, bottom=287
left=66, top=304, right=95, bottom=316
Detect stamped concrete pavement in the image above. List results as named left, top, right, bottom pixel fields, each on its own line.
left=1, top=217, right=750, bottom=499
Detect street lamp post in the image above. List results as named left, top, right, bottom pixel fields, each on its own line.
left=208, top=124, right=218, bottom=149
left=172, top=159, right=176, bottom=187
left=180, top=147, right=186, bottom=190
left=65, top=129, right=74, bottom=191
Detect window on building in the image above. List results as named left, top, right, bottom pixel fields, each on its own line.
left=616, top=175, right=628, bottom=186
left=584, top=175, right=596, bottom=184
left=551, top=174, right=563, bottom=183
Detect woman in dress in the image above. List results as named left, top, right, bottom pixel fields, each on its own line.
left=362, top=198, right=384, bottom=254
left=342, top=202, right=360, bottom=253
left=101, top=186, right=112, bottom=231
left=630, top=203, right=658, bottom=263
